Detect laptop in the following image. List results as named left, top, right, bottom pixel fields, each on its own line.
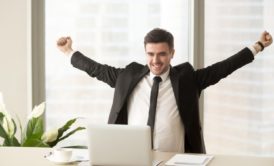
left=87, top=124, right=153, bottom=166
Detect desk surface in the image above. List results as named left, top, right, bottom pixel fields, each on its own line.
left=1, top=147, right=274, bottom=166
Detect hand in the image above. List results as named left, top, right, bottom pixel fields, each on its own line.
left=253, top=31, right=273, bottom=52
left=57, top=36, right=74, bottom=55
left=259, top=31, right=273, bottom=48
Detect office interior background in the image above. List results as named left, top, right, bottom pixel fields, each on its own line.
left=1, top=0, right=274, bottom=156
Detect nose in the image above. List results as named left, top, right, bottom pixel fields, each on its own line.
left=153, top=55, right=160, bottom=63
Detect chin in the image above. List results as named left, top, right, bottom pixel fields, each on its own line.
left=149, top=67, right=164, bottom=75
left=152, top=71, right=163, bottom=76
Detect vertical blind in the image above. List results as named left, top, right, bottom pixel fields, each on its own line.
left=204, top=0, right=274, bottom=156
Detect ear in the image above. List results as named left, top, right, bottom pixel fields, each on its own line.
left=171, top=49, right=175, bottom=58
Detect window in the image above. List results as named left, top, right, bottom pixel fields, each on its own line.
left=204, top=0, right=274, bottom=156
left=45, top=0, right=190, bottom=146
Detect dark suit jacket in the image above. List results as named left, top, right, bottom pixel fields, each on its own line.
left=71, top=48, right=254, bottom=153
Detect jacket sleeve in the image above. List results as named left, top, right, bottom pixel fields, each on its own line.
left=71, top=51, right=124, bottom=88
left=194, top=47, right=254, bottom=91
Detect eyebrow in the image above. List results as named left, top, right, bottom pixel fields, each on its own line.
left=146, top=51, right=167, bottom=55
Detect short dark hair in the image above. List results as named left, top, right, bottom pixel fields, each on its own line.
left=144, top=28, right=174, bottom=50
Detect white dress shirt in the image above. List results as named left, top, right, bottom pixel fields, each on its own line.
left=127, top=67, right=185, bottom=152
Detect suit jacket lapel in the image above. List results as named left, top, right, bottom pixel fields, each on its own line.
left=109, top=65, right=149, bottom=123
left=170, top=67, right=181, bottom=111
left=128, top=65, right=150, bottom=96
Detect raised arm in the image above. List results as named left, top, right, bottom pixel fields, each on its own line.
left=56, top=36, right=124, bottom=87
left=195, top=31, right=272, bottom=91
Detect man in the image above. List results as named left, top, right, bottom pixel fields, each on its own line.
left=57, top=28, right=272, bottom=153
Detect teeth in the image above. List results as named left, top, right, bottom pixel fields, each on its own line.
left=154, top=64, right=161, bottom=67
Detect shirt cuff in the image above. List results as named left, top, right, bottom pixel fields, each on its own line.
left=68, top=50, right=76, bottom=63
left=248, top=45, right=258, bottom=56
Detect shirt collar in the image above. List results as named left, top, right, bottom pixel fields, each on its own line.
left=149, top=66, right=170, bottom=82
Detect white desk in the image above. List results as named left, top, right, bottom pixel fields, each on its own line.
left=154, top=152, right=274, bottom=166
left=1, top=147, right=274, bottom=166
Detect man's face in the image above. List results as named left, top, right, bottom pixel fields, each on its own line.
left=145, top=42, right=174, bottom=76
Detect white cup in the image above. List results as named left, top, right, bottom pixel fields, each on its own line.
left=53, top=148, right=73, bottom=162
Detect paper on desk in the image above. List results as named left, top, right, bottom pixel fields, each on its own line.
left=165, top=154, right=213, bottom=166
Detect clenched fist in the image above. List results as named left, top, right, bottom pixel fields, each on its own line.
left=57, top=36, right=73, bottom=55
left=253, top=31, right=273, bottom=53
left=260, top=31, right=273, bottom=48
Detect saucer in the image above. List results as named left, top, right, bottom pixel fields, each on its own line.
left=46, top=154, right=78, bottom=165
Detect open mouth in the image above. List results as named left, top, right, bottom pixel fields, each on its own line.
left=152, top=64, right=162, bottom=70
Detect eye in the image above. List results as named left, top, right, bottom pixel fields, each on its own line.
left=147, top=53, right=154, bottom=56
left=159, top=52, right=167, bottom=56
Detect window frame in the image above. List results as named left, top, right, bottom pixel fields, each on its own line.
left=31, top=0, right=45, bottom=107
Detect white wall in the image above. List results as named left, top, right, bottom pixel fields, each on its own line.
left=0, top=0, right=31, bottom=124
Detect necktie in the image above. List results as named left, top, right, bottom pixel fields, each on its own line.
left=147, top=76, right=162, bottom=148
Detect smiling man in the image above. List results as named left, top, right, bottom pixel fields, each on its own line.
left=146, top=42, right=174, bottom=75
left=57, top=28, right=272, bottom=153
